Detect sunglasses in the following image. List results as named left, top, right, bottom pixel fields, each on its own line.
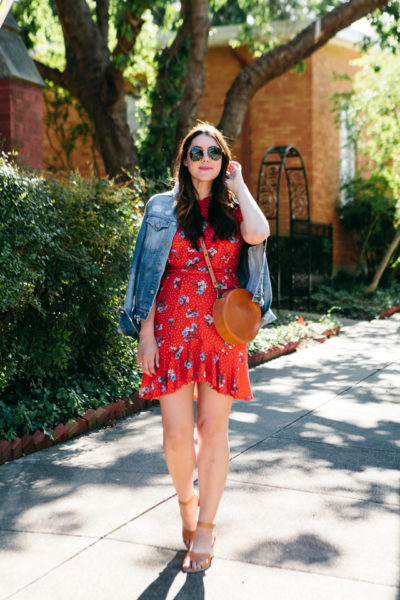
left=188, top=146, right=223, bottom=162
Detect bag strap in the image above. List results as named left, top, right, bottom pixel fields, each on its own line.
left=199, top=237, right=221, bottom=299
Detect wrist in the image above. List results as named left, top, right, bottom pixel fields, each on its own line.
left=232, top=181, right=247, bottom=195
left=139, top=329, right=155, bottom=339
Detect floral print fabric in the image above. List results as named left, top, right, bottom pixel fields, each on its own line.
left=139, top=197, right=253, bottom=401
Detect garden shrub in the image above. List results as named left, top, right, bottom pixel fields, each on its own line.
left=0, top=155, right=143, bottom=440
left=339, top=173, right=398, bottom=280
left=310, top=282, right=400, bottom=320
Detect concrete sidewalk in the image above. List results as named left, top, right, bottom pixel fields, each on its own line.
left=0, top=316, right=399, bottom=600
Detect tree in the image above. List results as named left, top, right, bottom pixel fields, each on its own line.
left=339, top=173, right=397, bottom=279
left=13, top=0, right=391, bottom=180
left=335, top=51, right=400, bottom=291
left=364, top=0, right=400, bottom=54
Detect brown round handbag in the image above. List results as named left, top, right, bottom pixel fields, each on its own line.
left=213, top=288, right=262, bottom=344
left=200, top=238, right=262, bottom=345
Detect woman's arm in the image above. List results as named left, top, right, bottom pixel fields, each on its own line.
left=137, top=301, right=159, bottom=376
left=226, top=161, right=270, bottom=245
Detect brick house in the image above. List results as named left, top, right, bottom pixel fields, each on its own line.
left=197, top=25, right=361, bottom=278
left=0, top=13, right=44, bottom=170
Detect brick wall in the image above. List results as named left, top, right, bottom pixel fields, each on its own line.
left=0, top=80, right=11, bottom=142
left=0, top=78, right=43, bottom=170
left=198, top=46, right=244, bottom=159
left=311, top=42, right=360, bottom=268
left=198, top=46, right=314, bottom=237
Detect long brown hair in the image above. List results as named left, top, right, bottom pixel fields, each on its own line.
left=174, top=122, right=239, bottom=248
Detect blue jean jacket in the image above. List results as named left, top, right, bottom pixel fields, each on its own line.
left=118, top=191, right=276, bottom=339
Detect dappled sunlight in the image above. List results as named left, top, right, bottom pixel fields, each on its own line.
left=0, top=406, right=173, bottom=551
left=221, top=479, right=399, bottom=585
left=229, top=411, right=259, bottom=424
left=292, top=421, right=369, bottom=445
left=19, top=408, right=165, bottom=469
left=2, top=465, right=174, bottom=543
left=229, top=401, right=400, bottom=502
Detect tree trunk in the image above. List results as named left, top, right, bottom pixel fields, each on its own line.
left=36, top=0, right=150, bottom=180
left=90, top=66, right=138, bottom=180
left=174, top=0, right=210, bottom=149
left=218, top=0, right=390, bottom=143
left=145, top=0, right=210, bottom=171
left=366, top=228, right=400, bottom=293
left=145, top=1, right=192, bottom=165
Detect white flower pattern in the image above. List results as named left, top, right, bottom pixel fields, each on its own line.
left=139, top=197, right=253, bottom=402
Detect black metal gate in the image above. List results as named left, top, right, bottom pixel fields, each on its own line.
left=257, top=146, right=311, bottom=311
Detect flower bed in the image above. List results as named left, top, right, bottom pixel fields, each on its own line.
left=248, top=312, right=341, bottom=368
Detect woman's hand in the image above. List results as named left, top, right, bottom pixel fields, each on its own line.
left=225, top=161, right=245, bottom=195
left=138, top=301, right=159, bottom=375
left=137, top=332, right=159, bottom=376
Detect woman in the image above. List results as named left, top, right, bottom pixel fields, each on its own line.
left=118, top=123, right=273, bottom=573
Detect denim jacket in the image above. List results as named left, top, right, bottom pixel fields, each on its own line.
left=118, top=191, right=276, bottom=339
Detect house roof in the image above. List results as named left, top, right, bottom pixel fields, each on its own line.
left=0, top=12, right=44, bottom=86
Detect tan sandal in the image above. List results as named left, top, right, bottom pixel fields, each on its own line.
left=182, top=521, right=216, bottom=573
left=179, top=494, right=199, bottom=550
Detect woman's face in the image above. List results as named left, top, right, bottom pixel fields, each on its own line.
left=183, top=133, right=223, bottom=189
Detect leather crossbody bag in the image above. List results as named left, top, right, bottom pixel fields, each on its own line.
left=199, top=237, right=261, bottom=345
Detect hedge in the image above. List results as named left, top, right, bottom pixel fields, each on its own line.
left=0, top=155, right=143, bottom=440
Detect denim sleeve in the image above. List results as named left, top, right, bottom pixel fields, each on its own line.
left=117, top=202, right=150, bottom=338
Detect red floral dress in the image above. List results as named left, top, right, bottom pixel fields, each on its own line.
left=139, top=197, right=253, bottom=401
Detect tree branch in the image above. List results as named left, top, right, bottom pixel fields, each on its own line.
left=112, top=10, right=145, bottom=59
left=366, top=227, right=400, bottom=293
left=34, top=60, right=80, bottom=97
left=164, top=1, right=192, bottom=60
left=43, top=1, right=139, bottom=178
left=218, top=0, right=391, bottom=143
left=146, top=0, right=193, bottom=159
left=95, top=0, right=109, bottom=41
left=54, top=0, right=106, bottom=69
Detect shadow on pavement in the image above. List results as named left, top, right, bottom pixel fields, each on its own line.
left=136, top=551, right=205, bottom=600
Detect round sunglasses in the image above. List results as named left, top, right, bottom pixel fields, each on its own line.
left=188, top=146, right=223, bottom=162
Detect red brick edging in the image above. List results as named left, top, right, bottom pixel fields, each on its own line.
left=248, top=325, right=340, bottom=368
left=0, top=326, right=341, bottom=466
left=0, top=395, right=159, bottom=466
left=379, top=305, right=400, bottom=319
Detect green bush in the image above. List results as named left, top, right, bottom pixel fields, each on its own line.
left=339, top=173, right=397, bottom=279
left=310, top=282, right=400, bottom=320
left=0, top=155, right=143, bottom=440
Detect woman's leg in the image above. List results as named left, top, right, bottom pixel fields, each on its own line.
left=184, top=382, right=233, bottom=569
left=159, top=383, right=197, bottom=538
